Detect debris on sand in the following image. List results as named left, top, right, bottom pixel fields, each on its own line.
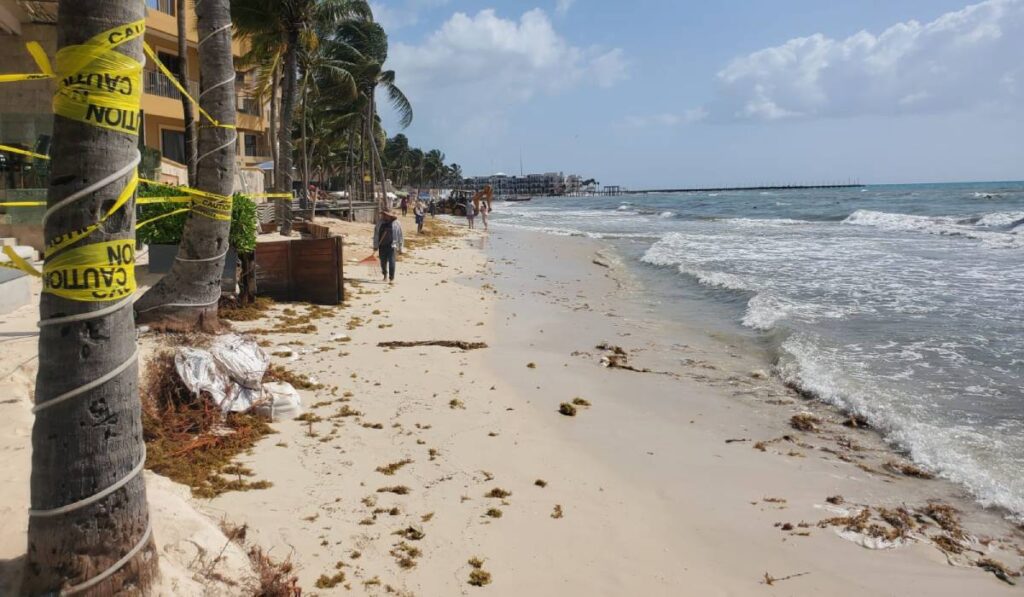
left=551, top=504, right=564, bottom=519
left=468, top=558, right=493, bottom=587
left=884, top=461, right=935, bottom=479
left=535, top=479, right=548, bottom=488
left=976, top=558, right=1019, bottom=585
left=376, top=459, right=414, bottom=475
left=485, top=487, right=512, bottom=499
left=571, top=397, right=591, bottom=407
left=378, top=485, right=411, bottom=495
left=825, top=495, right=845, bottom=505
left=485, top=508, right=503, bottom=518
left=393, top=525, right=426, bottom=540
left=789, top=413, right=821, bottom=432
left=377, top=340, right=488, bottom=351
left=842, top=414, right=871, bottom=429
left=390, top=542, right=422, bottom=569
left=761, top=571, right=810, bottom=586
left=315, top=571, right=346, bottom=589
left=559, top=402, right=578, bottom=417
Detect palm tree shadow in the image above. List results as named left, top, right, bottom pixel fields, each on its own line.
left=0, top=554, right=25, bottom=595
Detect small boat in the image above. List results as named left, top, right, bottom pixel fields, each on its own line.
left=505, top=195, right=532, bottom=202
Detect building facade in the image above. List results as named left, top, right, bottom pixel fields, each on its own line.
left=0, top=0, right=271, bottom=193
left=463, top=172, right=568, bottom=197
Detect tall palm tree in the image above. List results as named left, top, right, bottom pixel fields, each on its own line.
left=177, top=0, right=198, bottom=186
left=23, top=0, right=158, bottom=592
left=135, top=0, right=238, bottom=329
left=231, top=0, right=371, bottom=228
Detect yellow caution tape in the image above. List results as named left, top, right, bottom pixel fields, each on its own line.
left=0, top=200, right=46, bottom=207
left=0, top=41, right=55, bottom=83
left=53, top=20, right=145, bottom=135
left=43, top=239, right=136, bottom=302
left=0, top=246, right=42, bottom=277
left=142, top=42, right=235, bottom=130
left=139, top=178, right=232, bottom=220
left=0, top=144, right=49, bottom=160
left=137, top=207, right=191, bottom=229
left=45, top=174, right=138, bottom=258
left=136, top=196, right=192, bottom=205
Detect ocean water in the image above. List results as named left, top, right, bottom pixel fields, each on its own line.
left=489, top=182, right=1024, bottom=520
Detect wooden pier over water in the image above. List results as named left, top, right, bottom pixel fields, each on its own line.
left=566, top=183, right=865, bottom=197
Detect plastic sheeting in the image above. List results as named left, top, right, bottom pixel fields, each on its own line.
left=174, top=334, right=301, bottom=417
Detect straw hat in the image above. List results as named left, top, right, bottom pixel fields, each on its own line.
left=381, top=209, right=398, bottom=221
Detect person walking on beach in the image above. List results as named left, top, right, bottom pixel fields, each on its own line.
left=479, top=201, right=489, bottom=231
left=429, top=199, right=436, bottom=218
left=373, top=209, right=404, bottom=284
left=400, top=195, right=409, bottom=216
left=466, top=197, right=476, bottom=229
left=414, top=200, right=426, bottom=234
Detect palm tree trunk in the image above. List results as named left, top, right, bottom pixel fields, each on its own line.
left=269, top=64, right=279, bottom=189
left=23, top=0, right=158, bottom=592
left=277, top=30, right=298, bottom=235
left=134, top=0, right=237, bottom=329
left=358, top=115, right=366, bottom=203
left=177, top=0, right=198, bottom=187
left=370, top=96, right=388, bottom=211
left=299, top=71, right=310, bottom=211
left=346, top=130, right=354, bottom=221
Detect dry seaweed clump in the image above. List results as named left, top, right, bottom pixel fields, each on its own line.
left=916, top=502, right=966, bottom=540
left=551, top=504, right=564, bottom=519
left=141, top=351, right=275, bottom=498
left=378, top=485, right=412, bottom=495
left=315, top=571, right=346, bottom=589
left=485, top=508, right=503, bottom=518
left=485, top=487, right=511, bottom=499
left=390, top=542, right=422, bottom=569
left=468, top=557, right=492, bottom=587
left=571, top=397, right=591, bottom=407
left=264, top=364, right=323, bottom=390
left=221, top=521, right=300, bottom=596
left=790, top=413, right=821, bottom=432
left=976, top=558, right=1020, bottom=585
left=219, top=296, right=275, bottom=322
left=884, top=461, right=935, bottom=479
left=558, top=402, right=577, bottom=417
left=377, top=459, right=414, bottom=475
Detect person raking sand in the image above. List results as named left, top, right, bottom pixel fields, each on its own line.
left=372, top=208, right=404, bottom=284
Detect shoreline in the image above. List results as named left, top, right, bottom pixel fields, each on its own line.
left=0, top=216, right=1021, bottom=594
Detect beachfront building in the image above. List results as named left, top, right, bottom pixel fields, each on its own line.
left=0, top=0, right=271, bottom=193
left=463, top=171, right=590, bottom=198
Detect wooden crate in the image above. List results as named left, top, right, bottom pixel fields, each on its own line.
left=254, top=237, right=344, bottom=304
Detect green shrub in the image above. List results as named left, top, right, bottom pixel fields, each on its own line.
left=137, top=183, right=257, bottom=253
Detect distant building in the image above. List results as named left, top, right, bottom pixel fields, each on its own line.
left=462, top=171, right=590, bottom=197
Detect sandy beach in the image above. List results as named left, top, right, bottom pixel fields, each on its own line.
left=1, top=214, right=1022, bottom=595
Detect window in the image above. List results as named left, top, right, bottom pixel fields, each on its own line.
left=146, top=0, right=175, bottom=15
left=244, top=134, right=259, bottom=157
left=158, top=52, right=183, bottom=81
left=161, top=129, right=186, bottom=164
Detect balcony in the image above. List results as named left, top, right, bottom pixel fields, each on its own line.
left=144, top=70, right=198, bottom=102
left=238, top=97, right=261, bottom=117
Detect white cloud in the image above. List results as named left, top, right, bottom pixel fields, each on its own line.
left=556, top=0, right=575, bottom=17
left=624, top=108, right=707, bottom=128
left=713, top=0, right=1024, bottom=120
left=388, top=8, right=626, bottom=128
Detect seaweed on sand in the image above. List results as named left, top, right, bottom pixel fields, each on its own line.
left=789, top=413, right=821, bottom=432
left=264, top=364, right=323, bottom=390
left=558, top=402, right=577, bottom=417
left=378, top=340, right=488, bottom=350
left=141, top=351, right=274, bottom=498
left=376, top=459, right=414, bottom=475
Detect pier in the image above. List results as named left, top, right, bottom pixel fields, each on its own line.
left=569, top=182, right=864, bottom=198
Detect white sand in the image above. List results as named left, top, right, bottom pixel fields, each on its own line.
left=1, top=215, right=1021, bottom=596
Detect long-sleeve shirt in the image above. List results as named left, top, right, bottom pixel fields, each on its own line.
left=373, top=219, right=404, bottom=253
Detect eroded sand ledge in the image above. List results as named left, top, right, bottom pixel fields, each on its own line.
left=1, top=216, right=1021, bottom=595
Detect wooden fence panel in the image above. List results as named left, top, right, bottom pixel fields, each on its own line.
left=254, top=237, right=344, bottom=304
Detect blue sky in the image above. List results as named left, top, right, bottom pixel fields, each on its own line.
left=374, top=0, right=1024, bottom=188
